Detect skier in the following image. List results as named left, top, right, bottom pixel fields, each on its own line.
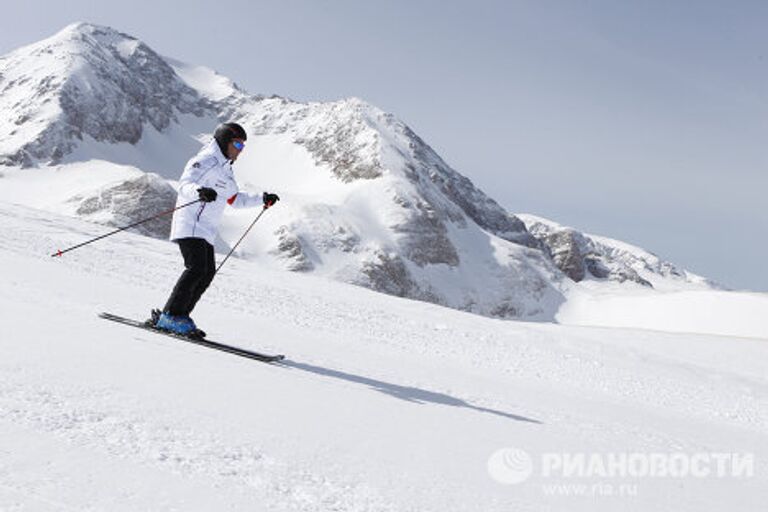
left=153, top=122, right=280, bottom=336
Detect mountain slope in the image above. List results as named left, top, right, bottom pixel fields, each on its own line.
left=0, top=22, right=725, bottom=321
left=518, top=213, right=719, bottom=290
left=2, top=201, right=767, bottom=511
left=0, top=22, right=213, bottom=168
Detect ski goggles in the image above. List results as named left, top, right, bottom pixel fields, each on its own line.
left=232, top=140, right=245, bottom=151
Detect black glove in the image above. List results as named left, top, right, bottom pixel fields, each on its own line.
left=197, top=187, right=217, bottom=202
left=263, top=192, right=280, bottom=208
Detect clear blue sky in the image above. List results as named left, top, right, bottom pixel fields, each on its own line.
left=2, top=0, right=766, bottom=291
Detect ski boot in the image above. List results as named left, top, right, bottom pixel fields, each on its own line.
left=183, top=316, right=206, bottom=340
left=153, top=311, right=196, bottom=336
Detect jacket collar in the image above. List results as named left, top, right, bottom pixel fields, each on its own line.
left=204, top=138, right=231, bottom=165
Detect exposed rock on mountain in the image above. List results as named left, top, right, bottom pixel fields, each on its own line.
left=69, top=173, right=177, bottom=238
left=519, top=214, right=719, bottom=290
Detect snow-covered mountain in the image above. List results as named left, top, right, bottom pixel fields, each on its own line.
left=0, top=23, right=214, bottom=167
left=518, top=214, right=719, bottom=290
left=0, top=22, right=721, bottom=320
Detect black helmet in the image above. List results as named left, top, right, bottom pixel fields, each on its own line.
left=214, top=122, right=247, bottom=157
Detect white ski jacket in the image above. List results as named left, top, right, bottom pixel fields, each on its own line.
left=169, top=139, right=264, bottom=245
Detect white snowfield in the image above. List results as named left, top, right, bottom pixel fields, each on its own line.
left=557, top=284, right=768, bottom=340
left=1, top=202, right=766, bottom=511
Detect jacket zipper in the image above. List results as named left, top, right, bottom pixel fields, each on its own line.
left=192, top=203, right=206, bottom=237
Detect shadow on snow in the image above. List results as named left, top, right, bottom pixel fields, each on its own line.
left=281, top=360, right=542, bottom=424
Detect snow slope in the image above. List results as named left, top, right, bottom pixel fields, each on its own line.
left=557, top=282, right=768, bottom=339
left=2, top=202, right=766, bottom=511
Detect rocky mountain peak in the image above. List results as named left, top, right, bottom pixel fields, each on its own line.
left=0, top=22, right=211, bottom=167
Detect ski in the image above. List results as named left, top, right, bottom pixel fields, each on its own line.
left=98, top=312, right=285, bottom=363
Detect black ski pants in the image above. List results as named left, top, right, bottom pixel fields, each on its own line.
left=163, top=237, right=216, bottom=317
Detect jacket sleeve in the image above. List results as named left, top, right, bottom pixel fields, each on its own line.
left=226, top=190, right=264, bottom=209
left=177, top=156, right=217, bottom=198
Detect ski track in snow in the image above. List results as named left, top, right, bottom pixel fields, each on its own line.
left=2, top=202, right=768, bottom=511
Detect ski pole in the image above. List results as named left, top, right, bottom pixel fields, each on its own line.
left=215, top=205, right=269, bottom=275
left=51, top=199, right=202, bottom=258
